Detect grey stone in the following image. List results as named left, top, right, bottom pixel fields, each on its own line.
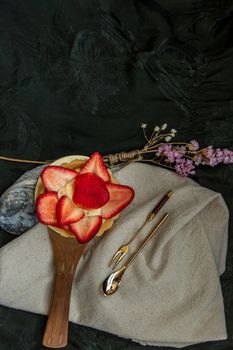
left=0, top=165, right=46, bottom=235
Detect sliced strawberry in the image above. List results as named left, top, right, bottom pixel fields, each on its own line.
left=41, top=166, right=78, bottom=192
left=73, top=173, right=109, bottom=209
left=36, top=191, right=58, bottom=226
left=101, top=183, right=135, bottom=219
left=79, top=152, right=110, bottom=182
left=56, top=195, right=84, bottom=226
left=70, top=215, right=102, bottom=243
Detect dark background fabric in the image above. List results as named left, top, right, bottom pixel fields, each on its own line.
left=0, top=0, right=233, bottom=349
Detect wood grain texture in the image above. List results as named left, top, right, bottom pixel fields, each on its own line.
left=42, top=229, right=87, bottom=348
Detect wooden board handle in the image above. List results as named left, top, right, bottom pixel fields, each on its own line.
left=43, top=269, right=74, bottom=347
left=43, top=230, right=86, bottom=348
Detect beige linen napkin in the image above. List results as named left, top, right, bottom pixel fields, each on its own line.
left=0, top=163, right=229, bottom=347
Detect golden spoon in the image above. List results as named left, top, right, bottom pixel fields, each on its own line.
left=101, top=212, right=169, bottom=296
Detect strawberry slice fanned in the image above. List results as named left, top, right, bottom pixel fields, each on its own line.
left=56, top=195, right=84, bottom=226
left=79, top=151, right=110, bottom=182
left=70, top=215, right=102, bottom=243
left=41, top=165, right=78, bottom=192
left=36, top=191, right=58, bottom=226
left=101, top=183, right=135, bottom=219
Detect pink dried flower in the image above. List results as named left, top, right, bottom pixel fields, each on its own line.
left=194, top=156, right=203, bottom=166
left=207, top=146, right=214, bottom=157
left=157, top=144, right=183, bottom=163
left=200, top=147, right=233, bottom=167
left=189, top=140, right=199, bottom=151
left=175, top=158, right=196, bottom=176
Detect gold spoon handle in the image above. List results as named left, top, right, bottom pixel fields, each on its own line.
left=125, top=212, right=169, bottom=268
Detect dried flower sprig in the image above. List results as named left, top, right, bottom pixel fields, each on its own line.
left=103, top=123, right=233, bottom=176
left=1, top=123, right=233, bottom=177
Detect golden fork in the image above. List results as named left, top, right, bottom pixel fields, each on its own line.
left=109, top=190, right=173, bottom=269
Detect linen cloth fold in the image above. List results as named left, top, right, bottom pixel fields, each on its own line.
left=0, top=163, right=229, bottom=347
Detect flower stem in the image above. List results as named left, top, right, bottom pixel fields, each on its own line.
left=141, top=158, right=175, bottom=170
left=0, top=156, right=49, bottom=165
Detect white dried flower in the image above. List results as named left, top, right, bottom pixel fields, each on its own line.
left=161, top=123, right=167, bottom=130
left=171, top=133, right=176, bottom=137
left=171, top=128, right=177, bottom=133
left=165, top=136, right=172, bottom=142
left=154, top=126, right=160, bottom=132
left=141, top=123, right=147, bottom=129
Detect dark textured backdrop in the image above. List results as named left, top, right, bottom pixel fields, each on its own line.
left=0, top=0, right=233, bottom=349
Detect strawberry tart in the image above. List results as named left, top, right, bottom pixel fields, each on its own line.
left=35, top=152, right=134, bottom=243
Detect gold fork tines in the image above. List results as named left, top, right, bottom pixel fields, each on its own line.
left=110, top=220, right=147, bottom=268
left=109, top=190, right=173, bottom=269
